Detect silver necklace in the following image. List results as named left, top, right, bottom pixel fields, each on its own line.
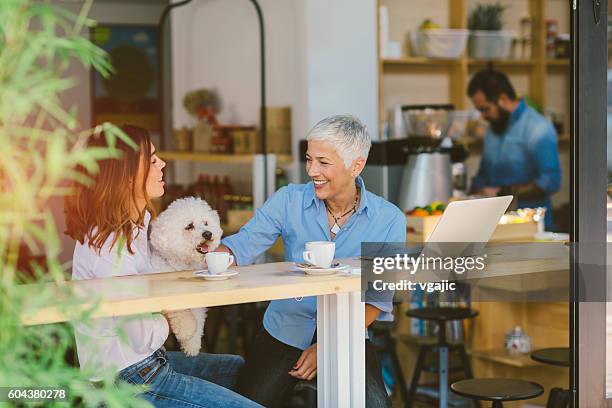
left=325, top=190, right=358, bottom=235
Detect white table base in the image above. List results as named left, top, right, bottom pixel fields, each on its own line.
left=317, top=291, right=365, bottom=408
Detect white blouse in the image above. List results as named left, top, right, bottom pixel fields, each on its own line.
left=71, top=212, right=169, bottom=377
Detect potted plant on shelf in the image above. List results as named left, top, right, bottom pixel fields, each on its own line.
left=468, top=2, right=514, bottom=60
left=183, top=88, right=221, bottom=153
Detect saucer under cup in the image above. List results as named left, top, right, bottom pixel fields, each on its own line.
left=194, top=269, right=238, bottom=281
left=294, top=263, right=350, bottom=276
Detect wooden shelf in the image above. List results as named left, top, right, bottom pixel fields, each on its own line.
left=468, top=59, right=535, bottom=68
left=158, top=151, right=293, bottom=165
left=472, top=349, right=540, bottom=368
left=382, top=58, right=568, bottom=70
left=381, top=57, right=459, bottom=67
left=376, top=0, right=570, bottom=136
left=546, top=58, right=570, bottom=67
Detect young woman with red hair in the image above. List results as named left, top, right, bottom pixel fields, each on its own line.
left=65, top=125, right=260, bottom=408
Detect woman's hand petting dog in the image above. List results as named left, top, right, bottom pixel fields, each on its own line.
left=289, top=343, right=317, bottom=381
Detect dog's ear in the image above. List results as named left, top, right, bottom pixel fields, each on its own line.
left=211, top=209, right=221, bottom=228
left=149, top=219, right=169, bottom=252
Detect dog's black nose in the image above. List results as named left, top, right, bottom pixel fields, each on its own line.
left=202, top=230, right=213, bottom=240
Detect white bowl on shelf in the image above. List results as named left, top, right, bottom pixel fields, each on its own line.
left=409, top=29, right=469, bottom=59
left=468, top=30, right=515, bottom=59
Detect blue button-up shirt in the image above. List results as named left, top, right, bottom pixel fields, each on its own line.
left=222, top=177, right=406, bottom=350
left=471, top=99, right=561, bottom=229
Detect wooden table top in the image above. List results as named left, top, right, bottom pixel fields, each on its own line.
left=20, top=242, right=570, bottom=326
left=20, top=259, right=362, bottom=326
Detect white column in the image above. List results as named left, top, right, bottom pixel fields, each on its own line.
left=317, top=291, right=365, bottom=408
left=265, top=153, right=277, bottom=199
left=252, top=154, right=265, bottom=209
left=349, top=291, right=366, bottom=407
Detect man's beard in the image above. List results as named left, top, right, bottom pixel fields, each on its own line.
left=489, top=106, right=511, bottom=135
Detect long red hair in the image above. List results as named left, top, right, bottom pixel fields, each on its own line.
left=65, top=125, right=155, bottom=254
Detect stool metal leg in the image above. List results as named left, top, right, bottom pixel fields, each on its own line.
left=458, top=345, right=474, bottom=379
left=439, top=345, right=448, bottom=408
left=492, top=401, right=503, bottom=408
left=437, top=321, right=449, bottom=408
left=406, top=347, right=427, bottom=408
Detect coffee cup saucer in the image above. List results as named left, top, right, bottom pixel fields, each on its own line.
left=293, top=262, right=350, bottom=276
left=193, top=268, right=239, bottom=281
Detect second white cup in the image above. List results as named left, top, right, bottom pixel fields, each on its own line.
left=206, top=252, right=234, bottom=274
left=303, top=241, right=335, bottom=268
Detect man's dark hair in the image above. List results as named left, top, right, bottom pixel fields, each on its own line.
left=467, top=69, right=517, bottom=102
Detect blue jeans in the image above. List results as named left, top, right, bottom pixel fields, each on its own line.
left=117, top=348, right=262, bottom=407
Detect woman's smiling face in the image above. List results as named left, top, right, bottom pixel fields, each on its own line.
left=135, top=143, right=166, bottom=203
left=305, top=140, right=355, bottom=201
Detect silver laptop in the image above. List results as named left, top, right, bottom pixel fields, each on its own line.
left=421, top=195, right=514, bottom=257
left=361, top=196, right=513, bottom=260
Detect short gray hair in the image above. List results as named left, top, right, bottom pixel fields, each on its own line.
left=306, top=114, right=371, bottom=168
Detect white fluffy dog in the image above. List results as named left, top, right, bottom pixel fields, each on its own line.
left=150, top=196, right=223, bottom=356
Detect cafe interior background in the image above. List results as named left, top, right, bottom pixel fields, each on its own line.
left=23, top=0, right=611, bottom=406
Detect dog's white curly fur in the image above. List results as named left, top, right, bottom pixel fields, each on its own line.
left=149, top=196, right=223, bottom=356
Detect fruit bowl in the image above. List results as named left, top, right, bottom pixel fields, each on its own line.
left=409, top=28, right=470, bottom=59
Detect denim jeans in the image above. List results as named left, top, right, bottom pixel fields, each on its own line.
left=236, top=329, right=391, bottom=408
left=117, top=348, right=262, bottom=407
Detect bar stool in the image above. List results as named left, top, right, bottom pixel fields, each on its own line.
left=405, top=307, right=478, bottom=408
left=530, top=347, right=571, bottom=408
left=451, top=378, right=544, bottom=408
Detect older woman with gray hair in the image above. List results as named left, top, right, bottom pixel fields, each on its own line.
left=218, top=114, right=406, bottom=407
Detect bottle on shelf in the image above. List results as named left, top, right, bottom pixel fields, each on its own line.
left=218, top=176, right=234, bottom=223
left=210, top=175, right=221, bottom=211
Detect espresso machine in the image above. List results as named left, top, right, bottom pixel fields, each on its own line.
left=395, top=104, right=469, bottom=210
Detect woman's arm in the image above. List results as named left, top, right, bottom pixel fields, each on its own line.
left=365, top=304, right=381, bottom=328
left=220, top=186, right=289, bottom=265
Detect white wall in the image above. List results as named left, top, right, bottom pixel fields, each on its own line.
left=170, top=0, right=300, bottom=188
left=170, top=0, right=378, bottom=184
left=301, top=0, right=378, bottom=138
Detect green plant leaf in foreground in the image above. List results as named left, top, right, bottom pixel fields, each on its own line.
left=0, top=0, right=151, bottom=406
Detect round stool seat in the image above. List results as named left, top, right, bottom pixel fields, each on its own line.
left=530, top=347, right=569, bottom=367
left=451, top=378, right=544, bottom=402
left=407, top=306, right=478, bottom=322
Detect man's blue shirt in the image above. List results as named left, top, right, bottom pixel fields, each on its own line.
left=471, top=99, right=561, bottom=229
left=222, top=176, right=406, bottom=350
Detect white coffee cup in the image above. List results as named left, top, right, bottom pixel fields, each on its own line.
left=303, top=241, right=335, bottom=268
left=206, top=252, right=234, bottom=274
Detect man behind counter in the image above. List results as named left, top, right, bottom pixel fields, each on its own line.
left=467, top=69, right=561, bottom=230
